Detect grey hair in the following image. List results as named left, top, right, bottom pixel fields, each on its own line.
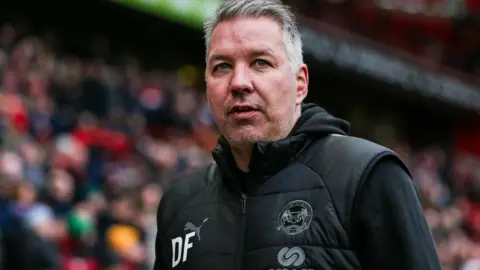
left=203, top=0, right=303, bottom=73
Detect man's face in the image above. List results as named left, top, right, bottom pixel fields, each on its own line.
left=206, top=17, right=308, bottom=146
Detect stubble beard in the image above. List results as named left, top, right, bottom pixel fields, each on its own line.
left=223, top=121, right=263, bottom=146
left=223, top=117, right=291, bottom=147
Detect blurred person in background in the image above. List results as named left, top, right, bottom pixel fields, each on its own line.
left=95, top=193, right=147, bottom=270
left=42, top=169, right=75, bottom=217
left=154, top=0, right=441, bottom=269
left=139, top=183, right=163, bottom=269
left=3, top=188, right=63, bottom=270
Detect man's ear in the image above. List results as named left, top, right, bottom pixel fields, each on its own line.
left=295, top=64, right=309, bottom=105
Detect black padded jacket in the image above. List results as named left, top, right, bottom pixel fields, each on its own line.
left=154, top=104, right=441, bottom=270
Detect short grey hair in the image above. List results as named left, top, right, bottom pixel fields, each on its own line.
left=203, top=0, right=303, bottom=73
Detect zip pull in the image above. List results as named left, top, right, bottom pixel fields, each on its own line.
left=241, top=194, right=247, bottom=215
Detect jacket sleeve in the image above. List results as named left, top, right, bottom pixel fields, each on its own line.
left=354, top=158, right=442, bottom=270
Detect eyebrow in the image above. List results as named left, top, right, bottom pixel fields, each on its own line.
left=209, top=54, right=233, bottom=64
left=250, top=49, right=275, bottom=59
left=208, top=49, right=275, bottom=64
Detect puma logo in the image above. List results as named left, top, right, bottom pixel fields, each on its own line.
left=184, top=217, right=209, bottom=241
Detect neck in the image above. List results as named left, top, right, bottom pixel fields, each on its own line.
left=230, top=107, right=303, bottom=172
left=231, top=143, right=253, bottom=172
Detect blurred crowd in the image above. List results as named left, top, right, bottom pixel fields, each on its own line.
left=0, top=21, right=217, bottom=270
left=287, top=0, right=480, bottom=79
left=0, top=5, right=479, bottom=270
left=400, top=146, right=480, bottom=270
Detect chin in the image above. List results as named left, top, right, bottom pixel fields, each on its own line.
left=224, top=129, right=266, bottom=145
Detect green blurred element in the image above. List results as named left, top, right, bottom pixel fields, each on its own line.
left=111, top=0, right=224, bottom=29
left=67, top=211, right=94, bottom=239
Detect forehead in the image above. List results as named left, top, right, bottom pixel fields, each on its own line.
left=208, top=17, right=285, bottom=59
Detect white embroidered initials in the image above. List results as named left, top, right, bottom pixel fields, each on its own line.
left=171, top=231, right=195, bottom=268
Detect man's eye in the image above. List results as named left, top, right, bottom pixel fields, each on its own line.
left=254, top=59, right=269, bottom=67
left=214, top=63, right=231, bottom=71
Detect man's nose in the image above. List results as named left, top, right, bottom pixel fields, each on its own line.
left=229, top=66, right=253, bottom=94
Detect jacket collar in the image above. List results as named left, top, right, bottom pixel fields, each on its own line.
left=211, top=129, right=312, bottom=194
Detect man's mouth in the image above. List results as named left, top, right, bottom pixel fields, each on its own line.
left=228, top=105, right=260, bottom=119
left=229, top=105, right=258, bottom=114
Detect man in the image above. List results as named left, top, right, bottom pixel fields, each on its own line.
left=154, top=0, right=442, bottom=269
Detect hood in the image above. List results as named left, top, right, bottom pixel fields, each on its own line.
left=291, top=103, right=349, bottom=137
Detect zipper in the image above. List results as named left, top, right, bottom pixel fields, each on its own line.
left=241, top=194, right=247, bottom=215
left=235, top=193, right=248, bottom=270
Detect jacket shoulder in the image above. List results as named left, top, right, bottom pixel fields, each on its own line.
left=156, top=164, right=214, bottom=230
left=300, top=135, right=409, bottom=240
left=301, top=135, right=406, bottom=175
left=303, top=134, right=387, bottom=159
